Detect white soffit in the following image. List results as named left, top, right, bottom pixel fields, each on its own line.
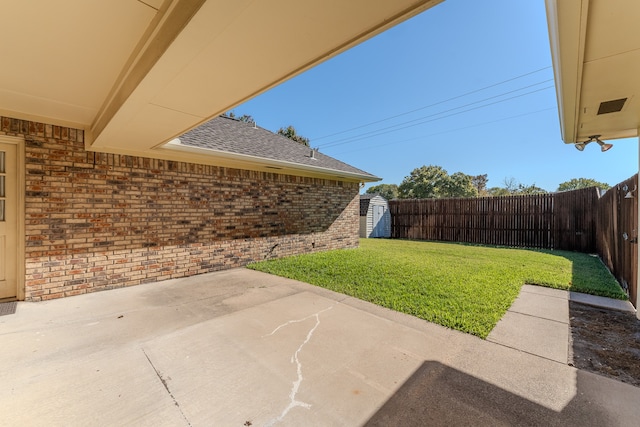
left=547, top=0, right=640, bottom=143
left=89, top=0, right=444, bottom=154
left=0, top=0, right=443, bottom=155
left=0, top=0, right=157, bottom=128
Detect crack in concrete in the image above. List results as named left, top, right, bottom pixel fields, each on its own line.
left=263, top=306, right=333, bottom=426
left=142, top=348, right=192, bottom=427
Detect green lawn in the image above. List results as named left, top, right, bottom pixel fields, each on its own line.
left=248, top=239, right=626, bottom=338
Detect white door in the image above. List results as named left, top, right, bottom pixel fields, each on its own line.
left=0, top=142, right=17, bottom=299
left=372, top=205, right=384, bottom=238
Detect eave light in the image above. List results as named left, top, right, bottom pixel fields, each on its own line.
left=574, top=135, right=613, bottom=152
left=623, top=185, right=637, bottom=199
left=574, top=141, right=587, bottom=151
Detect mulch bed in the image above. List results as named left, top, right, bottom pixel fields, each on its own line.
left=569, top=301, right=640, bottom=388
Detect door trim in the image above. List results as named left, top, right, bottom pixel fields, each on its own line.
left=0, top=135, right=25, bottom=300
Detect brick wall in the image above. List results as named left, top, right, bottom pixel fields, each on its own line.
left=1, top=117, right=360, bottom=301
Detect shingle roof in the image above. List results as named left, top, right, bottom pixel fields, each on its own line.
left=177, top=116, right=378, bottom=181
left=359, top=194, right=390, bottom=215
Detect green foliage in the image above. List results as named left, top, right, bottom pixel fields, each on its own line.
left=472, top=174, right=489, bottom=196
left=248, top=239, right=625, bottom=339
left=487, top=187, right=511, bottom=196
left=448, top=172, right=478, bottom=197
left=516, top=183, right=547, bottom=195
left=398, top=165, right=448, bottom=198
left=223, top=113, right=310, bottom=146
left=557, top=178, right=610, bottom=192
left=398, top=165, right=478, bottom=199
left=366, top=184, right=399, bottom=200
left=277, top=125, right=310, bottom=147
left=237, top=114, right=255, bottom=124
left=223, top=111, right=255, bottom=124
left=487, top=178, right=547, bottom=196
left=386, top=167, right=550, bottom=199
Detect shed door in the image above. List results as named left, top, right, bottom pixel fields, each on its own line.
left=0, top=143, right=17, bottom=299
left=371, top=205, right=385, bottom=238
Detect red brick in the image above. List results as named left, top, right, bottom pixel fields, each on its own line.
left=4, top=115, right=359, bottom=301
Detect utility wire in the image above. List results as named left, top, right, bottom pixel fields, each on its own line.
left=331, top=107, right=555, bottom=156
left=311, top=66, right=552, bottom=142
left=318, top=85, right=554, bottom=149
left=318, top=79, right=553, bottom=149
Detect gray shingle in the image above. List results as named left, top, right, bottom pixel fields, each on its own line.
left=178, top=116, right=378, bottom=180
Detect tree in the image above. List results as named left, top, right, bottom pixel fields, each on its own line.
left=502, top=177, right=519, bottom=194
left=487, top=187, right=511, bottom=197
left=277, top=125, right=310, bottom=147
left=487, top=178, right=548, bottom=196
left=223, top=111, right=255, bottom=124
left=398, top=165, right=478, bottom=199
left=557, top=178, right=610, bottom=192
left=516, top=183, right=547, bottom=195
left=398, top=165, right=448, bottom=198
left=224, top=113, right=310, bottom=146
left=471, top=174, right=489, bottom=196
left=366, top=184, right=399, bottom=200
left=236, top=114, right=255, bottom=124
left=447, top=172, right=478, bottom=198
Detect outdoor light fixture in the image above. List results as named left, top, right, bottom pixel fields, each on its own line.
left=624, top=184, right=637, bottom=199
left=595, top=138, right=613, bottom=152
left=574, top=135, right=613, bottom=152
left=574, top=141, right=588, bottom=151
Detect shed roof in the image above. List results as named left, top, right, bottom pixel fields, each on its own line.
left=173, top=116, right=379, bottom=182
left=360, top=194, right=376, bottom=199
left=359, top=194, right=387, bottom=216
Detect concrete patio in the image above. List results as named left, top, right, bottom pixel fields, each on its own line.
left=0, top=269, right=638, bottom=426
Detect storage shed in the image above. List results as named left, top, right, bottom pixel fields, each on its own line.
left=359, top=194, right=391, bottom=238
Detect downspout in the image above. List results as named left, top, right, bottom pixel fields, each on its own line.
left=637, top=132, right=640, bottom=319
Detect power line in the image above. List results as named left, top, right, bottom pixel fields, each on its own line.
left=318, top=79, right=553, bottom=148
left=331, top=107, right=555, bottom=156
left=311, top=66, right=552, bottom=142
left=318, top=85, right=554, bottom=149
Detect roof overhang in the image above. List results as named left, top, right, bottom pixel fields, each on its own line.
left=1, top=0, right=443, bottom=159
left=546, top=0, right=640, bottom=143
left=161, top=140, right=381, bottom=183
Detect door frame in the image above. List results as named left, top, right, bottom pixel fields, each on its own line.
left=372, top=205, right=383, bottom=238
left=0, top=135, right=25, bottom=300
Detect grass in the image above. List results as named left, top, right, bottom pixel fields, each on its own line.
left=248, top=239, right=626, bottom=338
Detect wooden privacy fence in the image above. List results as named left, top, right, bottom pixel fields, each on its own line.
left=389, top=187, right=600, bottom=252
left=597, top=174, right=638, bottom=305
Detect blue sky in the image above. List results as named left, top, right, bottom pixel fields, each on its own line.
left=231, top=0, right=638, bottom=193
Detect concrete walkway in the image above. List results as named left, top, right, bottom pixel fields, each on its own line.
left=1, top=270, right=639, bottom=426
left=488, top=284, right=636, bottom=364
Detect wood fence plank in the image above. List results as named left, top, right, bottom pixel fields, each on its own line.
left=390, top=188, right=599, bottom=251
left=388, top=179, right=636, bottom=307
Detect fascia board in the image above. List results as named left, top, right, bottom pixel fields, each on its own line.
left=545, top=0, right=589, bottom=144
left=159, top=140, right=381, bottom=183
